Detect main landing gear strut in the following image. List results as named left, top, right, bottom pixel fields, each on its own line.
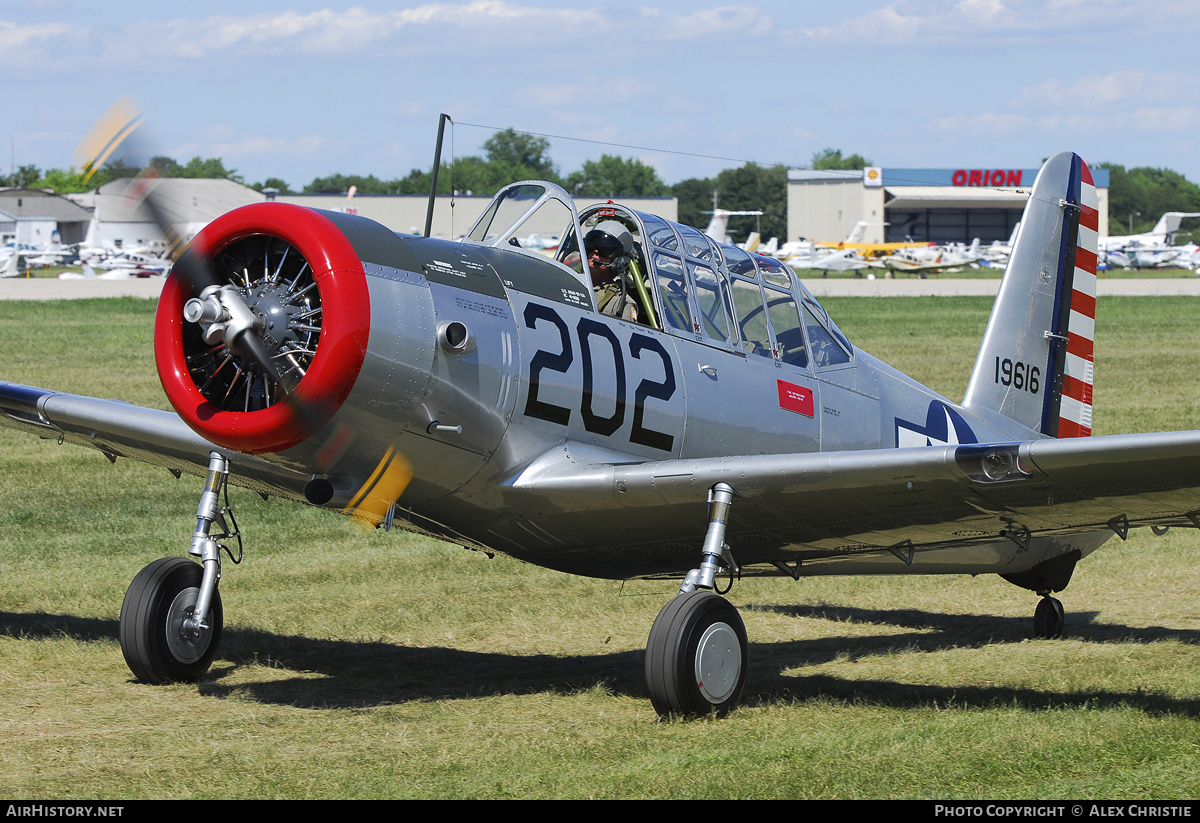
left=645, top=483, right=749, bottom=717
left=119, top=452, right=235, bottom=683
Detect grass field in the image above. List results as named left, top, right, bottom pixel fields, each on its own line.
left=1, top=296, right=1199, bottom=799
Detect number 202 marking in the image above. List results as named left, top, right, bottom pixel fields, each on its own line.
left=994, top=357, right=1040, bottom=394
left=523, top=303, right=676, bottom=451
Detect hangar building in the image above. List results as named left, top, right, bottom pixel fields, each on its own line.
left=0, top=188, right=94, bottom=246
left=68, top=178, right=266, bottom=250
left=787, top=166, right=1110, bottom=246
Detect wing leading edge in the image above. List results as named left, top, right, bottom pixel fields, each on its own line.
left=0, top=380, right=310, bottom=499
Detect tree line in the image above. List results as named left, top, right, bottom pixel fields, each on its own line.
left=1096, top=163, right=1200, bottom=241
left=3, top=129, right=1198, bottom=244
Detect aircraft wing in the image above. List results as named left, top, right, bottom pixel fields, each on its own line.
left=506, top=432, right=1200, bottom=573
left=9, top=376, right=1200, bottom=577
left=0, top=381, right=310, bottom=499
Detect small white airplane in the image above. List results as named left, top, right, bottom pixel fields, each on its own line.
left=1100, top=212, right=1200, bottom=253
left=882, top=239, right=982, bottom=276
left=0, top=241, right=79, bottom=274
left=1115, top=246, right=1192, bottom=270
left=803, top=247, right=869, bottom=273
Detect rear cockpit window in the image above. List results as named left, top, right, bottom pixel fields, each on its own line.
left=798, top=282, right=853, bottom=359
left=731, top=278, right=772, bottom=359
left=802, top=303, right=851, bottom=366
left=753, top=254, right=792, bottom=289
left=764, top=286, right=807, bottom=368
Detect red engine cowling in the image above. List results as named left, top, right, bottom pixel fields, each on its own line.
left=155, top=203, right=371, bottom=454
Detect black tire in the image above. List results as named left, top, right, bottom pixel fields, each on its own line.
left=119, top=557, right=223, bottom=683
left=1033, top=596, right=1065, bottom=639
left=645, top=590, right=747, bottom=717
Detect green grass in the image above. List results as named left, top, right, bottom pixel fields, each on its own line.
left=2, top=297, right=1199, bottom=799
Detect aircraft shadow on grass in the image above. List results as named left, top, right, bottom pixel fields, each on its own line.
left=4, top=605, right=1198, bottom=717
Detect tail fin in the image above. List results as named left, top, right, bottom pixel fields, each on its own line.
left=1149, top=211, right=1200, bottom=244
left=963, top=152, right=1098, bottom=438
left=703, top=209, right=732, bottom=243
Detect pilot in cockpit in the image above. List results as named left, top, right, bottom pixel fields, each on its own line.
left=584, top=221, right=640, bottom=323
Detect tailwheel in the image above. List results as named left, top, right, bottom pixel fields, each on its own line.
left=1033, top=594, right=1065, bottom=639
left=119, top=557, right=223, bottom=683
left=645, top=590, right=747, bottom=717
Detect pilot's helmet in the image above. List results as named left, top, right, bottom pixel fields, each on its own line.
left=584, top=221, right=633, bottom=261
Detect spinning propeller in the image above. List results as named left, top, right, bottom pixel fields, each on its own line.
left=76, top=100, right=412, bottom=526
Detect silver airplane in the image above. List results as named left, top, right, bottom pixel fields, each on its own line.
left=2, top=151, right=1195, bottom=718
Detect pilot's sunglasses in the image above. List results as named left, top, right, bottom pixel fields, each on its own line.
left=587, top=240, right=621, bottom=258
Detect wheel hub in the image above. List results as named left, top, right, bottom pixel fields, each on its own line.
left=165, top=587, right=212, bottom=664
left=695, top=620, right=742, bottom=704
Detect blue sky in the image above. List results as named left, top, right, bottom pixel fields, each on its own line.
left=4, top=0, right=1199, bottom=189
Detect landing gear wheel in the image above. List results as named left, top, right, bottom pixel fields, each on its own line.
left=119, top=557, right=223, bottom=683
left=1033, top=595, right=1065, bottom=639
left=645, top=590, right=747, bottom=717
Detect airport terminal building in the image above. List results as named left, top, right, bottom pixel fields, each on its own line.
left=787, top=166, right=1111, bottom=245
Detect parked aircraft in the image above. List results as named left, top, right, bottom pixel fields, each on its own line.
left=800, top=247, right=869, bottom=273
left=881, top=238, right=981, bottom=276
left=0, top=241, right=80, bottom=275
left=1103, top=245, right=1192, bottom=270
left=815, top=221, right=930, bottom=260
left=1099, top=211, right=1200, bottom=253
left=6, top=150, right=1196, bottom=718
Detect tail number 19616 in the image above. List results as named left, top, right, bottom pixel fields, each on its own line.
left=995, top=357, right=1040, bottom=394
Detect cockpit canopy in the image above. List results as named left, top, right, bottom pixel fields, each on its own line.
left=463, top=181, right=853, bottom=370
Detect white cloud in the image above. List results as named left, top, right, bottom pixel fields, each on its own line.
left=171, top=134, right=339, bottom=162
left=7, top=2, right=776, bottom=70
left=1016, top=71, right=1200, bottom=108
left=790, top=0, right=1199, bottom=45
left=644, top=5, right=774, bottom=39
left=0, top=19, right=86, bottom=68
left=118, top=3, right=613, bottom=60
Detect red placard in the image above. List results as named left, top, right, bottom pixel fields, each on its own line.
left=777, top=380, right=814, bottom=417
